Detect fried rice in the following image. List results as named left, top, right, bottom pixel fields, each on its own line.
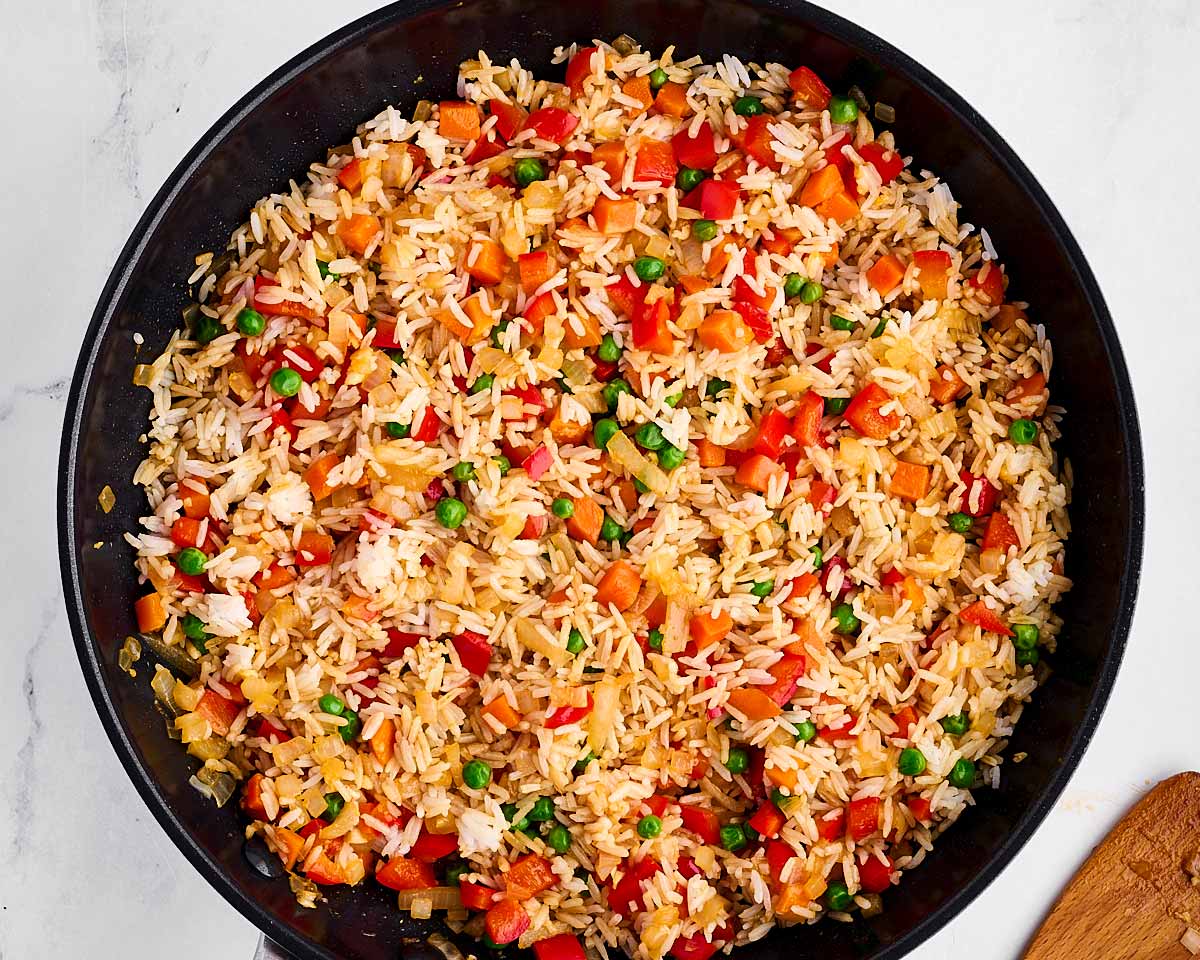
left=123, top=36, right=1071, bottom=960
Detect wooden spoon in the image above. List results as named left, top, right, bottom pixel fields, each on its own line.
left=1026, top=772, right=1200, bottom=959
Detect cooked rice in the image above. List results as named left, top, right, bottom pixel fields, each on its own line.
left=125, top=38, right=1070, bottom=960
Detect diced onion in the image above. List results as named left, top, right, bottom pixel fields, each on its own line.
left=273, top=736, right=312, bottom=766
left=474, top=346, right=520, bottom=377
left=187, top=736, right=230, bottom=761
left=606, top=432, right=668, bottom=495
left=98, top=485, right=116, bottom=514
left=118, top=635, right=141, bottom=676
left=589, top=677, right=629, bottom=753
left=514, top=617, right=569, bottom=665
left=132, top=364, right=157, bottom=387
left=320, top=799, right=360, bottom=840
left=874, top=102, right=896, bottom=123
left=1181, top=927, right=1200, bottom=956
left=397, top=887, right=462, bottom=913
left=980, top=548, right=1004, bottom=575
left=194, top=767, right=236, bottom=806
left=151, top=665, right=180, bottom=714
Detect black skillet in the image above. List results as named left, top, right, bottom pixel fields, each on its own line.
left=58, top=1, right=1144, bottom=958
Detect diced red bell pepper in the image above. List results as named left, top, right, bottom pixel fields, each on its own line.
left=526, top=107, right=579, bottom=145
left=892, top=705, right=918, bottom=740
left=752, top=408, right=792, bottom=461
left=982, top=511, right=1020, bottom=553
left=958, top=470, right=1000, bottom=517
left=967, top=262, right=1005, bottom=305
left=451, top=630, right=492, bottom=676
left=632, top=138, right=678, bottom=186
left=819, top=555, right=853, bottom=599
left=732, top=273, right=774, bottom=313
left=237, top=338, right=270, bottom=384
left=565, top=46, right=599, bottom=96
left=460, top=878, right=496, bottom=911
left=764, top=337, right=792, bottom=368
left=520, top=514, right=548, bottom=540
left=376, top=855, right=437, bottom=891
left=734, top=115, right=779, bottom=170
left=670, top=927, right=733, bottom=960
left=632, top=297, right=674, bottom=354
left=748, top=801, right=786, bottom=839
left=847, top=796, right=881, bottom=841
left=732, top=300, right=772, bottom=344
left=533, top=934, right=587, bottom=960
left=383, top=628, right=422, bottom=659
left=808, top=479, right=835, bottom=509
left=411, top=829, right=459, bottom=862
left=269, top=342, right=324, bottom=383
left=607, top=275, right=647, bottom=317
left=790, top=391, right=825, bottom=448
left=489, top=98, right=528, bottom=140
left=506, top=853, right=558, bottom=898
left=410, top=405, right=442, bottom=443
left=196, top=689, right=242, bottom=736
left=761, top=654, right=807, bottom=706
left=677, top=856, right=703, bottom=880
left=823, top=132, right=857, bottom=195
left=844, top=382, right=901, bottom=439
left=425, top=479, right=447, bottom=503
left=912, top=249, right=952, bottom=300
left=642, top=795, right=672, bottom=818
left=607, top=858, right=661, bottom=917
left=464, top=129, right=507, bottom=165
left=764, top=840, right=794, bottom=881
left=295, top=530, right=333, bottom=567
left=485, top=899, right=531, bottom=945
left=908, top=795, right=932, bottom=822
left=593, top=358, right=619, bottom=381
left=269, top=406, right=298, bottom=445
left=679, top=805, right=721, bottom=844
left=787, top=66, right=831, bottom=109
left=253, top=275, right=320, bottom=320
left=695, top=178, right=740, bottom=220
left=818, top=713, right=855, bottom=744
left=815, top=809, right=846, bottom=841
left=307, top=855, right=347, bottom=885
left=504, top=382, right=547, bottom=417
left=858, top=142, right=904, bottom=183
left=672, top=120, right=719, bottom=170
left=524, top=444, right=553, bottom=481
left=545, top=693, right=594, bottom=728
left=240, top=773, right=270, bottom=821
left=959, top=599, right=1013, bottom=637
left=171, top=517, right=203, bottom=549
left=857, top=852, right=893, bottom=894
left=373, top=320, right=402, bottom=350
left=253, top=715, right=288, bottom=743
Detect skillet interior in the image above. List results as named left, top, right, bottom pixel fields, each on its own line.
left=58, top=0, right=1143, bottom=957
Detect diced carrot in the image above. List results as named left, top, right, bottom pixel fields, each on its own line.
left=255, top=563, right=296, bottom=591
left=705, top=240, right=741, bottom=278
left=340, top=213, right=381, bottom=256
left=727, top=688, right=782, bottom=722
left=697, top=309, right=752, bottom=353
left=485, top=899, right=531, bottom=945
left=678, top=274, right=712, bottom=295
left=776, top=877, right=827, bottom=915
left=170, top=518, right=203, bottom=549
left=303, top=452, right=342, bottom=501
left=814, top=190, right=859, bottom=224
left=180, top=482, right=210, bottom=519
left=612, top=479, right=638, bottom=514
left=482, top=696, right=522, bottom=730
left=295, top=531, right=334, bottom=567
left=566, top=496, right=604, bottom=545
left=799, top=164, right=845, bottom=208
left=272, top=827, right=306, bottom=871
left=342, top=594, right=378, bottom=623
left=734, top=453, right=785, bottom=493
left=518, top=250, right=556, bottom=295
left=466, top=238, right=508, bottom=285
left=622, top=75, right=654, bottom=114
left=689, top=609, right=733, bottom=649
left=844, top=383, right=901, bottom=440
left=785, top=574, right=820, bottom=606
left=592, top=141, right=627, bottom=181
left=764, top=764, right=799, bottom=790
left=337, top=157, right=364, bottom=192
left=195, top=689, right=241, bottom=736
left=889, top=461, right=930, bottom=502
left=760, top=226, right=802, bottom=256
left=865, top=254, right=906, bottom=296
left=562, top=310, right=603, bottom=349
left=820, top=242, right=840, bottom=268
left=370, top=717, right=395, bottom=764
left=462, top=290, right=494, bottom=344
left=959, top=599, right=1013, bottom=636
left=548, top=402, right=590, bottom=444
left=993, top=304, right=1027, bottom=332
left=1007, top=372, right=1046, bottom=404
left=439, top=101, right=481, bottom=140
left=504, top=853, right=557, bottom=897
left=653, top=81, right=690, bottom=117
left=899, top=576, right=924, bottom=611
left=134, top=593, right=166, bottom=632
left=595, top=560, right=641, bottom=612
left=377, top=856, right=438, bottom=891
left=930, top=364, right=966, bottom=405
left=593, top=196, right=638, bottom=235
left=522, top=291, right=557, bottom=335
left=696, top=438, right=726, bottom=467
left=912, top=249, right=952, bottom=300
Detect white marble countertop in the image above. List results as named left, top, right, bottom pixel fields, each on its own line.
left=2, top=1, right=1196, bottom=957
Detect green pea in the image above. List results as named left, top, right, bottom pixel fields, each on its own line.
left=830, top=315, right=855, bottom=332
left=551, top=498, right=575, bottom=520
left=494, top=455, right=511, bottom=476
left=236, top=308, right=266, bottom=336
left=832, top=602, right=860, bottom=634
left=436, top=497, right=468, bottom=529
left=898, top=747, right=927, bottom=776
left=1016, top=648, right=1039, bottom=668
left=1013, top=623, right=1039, bottom=650
left=726, top=747, right=750, bottom=775
left=719, top=823, right=748, bottom=851
left=323, top=792, right=344, bottom=821
left=824, top=880, right=852, bottom=911
left=664, top=392, right=683, bottom=408
left=528, top=797, right=555, bottom=822
left=469, top=373, right=495, bottom=395
left=514, top=157, right=547, bottom=188
left=732, top=96, right=764, bottom=116
left=771, top=788, right=788, bottom=809
left=676, top=167, right=706, bottom=192
left=318, top=694, right=345, bottom=716
left=491, top=319, right=511, bottom=350
left=1009, top=418, right=1039, bottom=445
left=176, top=547, right=207, bottom=576
left=593, top=418, right=620, bottom=449
left=603, top=378, right=632, bottom=411
left=824, top=397, right=849, bottom=416
left=647, top=628, right=663, bottom=651
left=649, top=67, right=669, bottom=91
left=338, top=709, right=360, bottom=742
left=794, top=720, right=817, bottom=743
left=657, top=443, right=685, bottom=471
left=462, top=759, right=492, bottom=790
left=948, top=758, right=976, bottom=789
left=948, top=512, right=973, bottom=534
left=566, top=628, right=585, bottom=655
left=598, top=333, right=622, bottom=363
left=637, top=815, right=662, bottom=839
left=692, top=219, right=718, bottom=242
left=750, top=579, right=774, bottom=598
left=270, top=367, right=302, bottom=398
left=547, top=824, right=572, bottom=853
left=445, top=861, right=469, bottom=885
left=600, top=515, right=622, bottom=541
left=633, top=256, right=665, bottom=282
left=181, top=613, right=209, bottom=643
left=871, top=317, right=889, bottom=338
left=634, top=422, right=665, bottom=451
left=573, top=750, right=596, bottom=774
left=451, top=461, right=476, bottom=482
left=809, top=545, right=824, bottom=568
left=799, top=281, right=824, bottom=304
left=501, top=803, right=521, bottom=823
left=828, top=95, right=859, bottom=124
left=386, top=421, right=411, bottom=439
left=783, top=273, right=805, bottom=299
left=940, top=712, right=970, bottom=736
left=387, top=349, right=406, bottom=366
left=193, top=315, right=222, bottom=344
left=705, top=378, right=731, bottom=398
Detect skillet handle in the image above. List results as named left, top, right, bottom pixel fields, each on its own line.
left=255, top=935, right=299, bottom=960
